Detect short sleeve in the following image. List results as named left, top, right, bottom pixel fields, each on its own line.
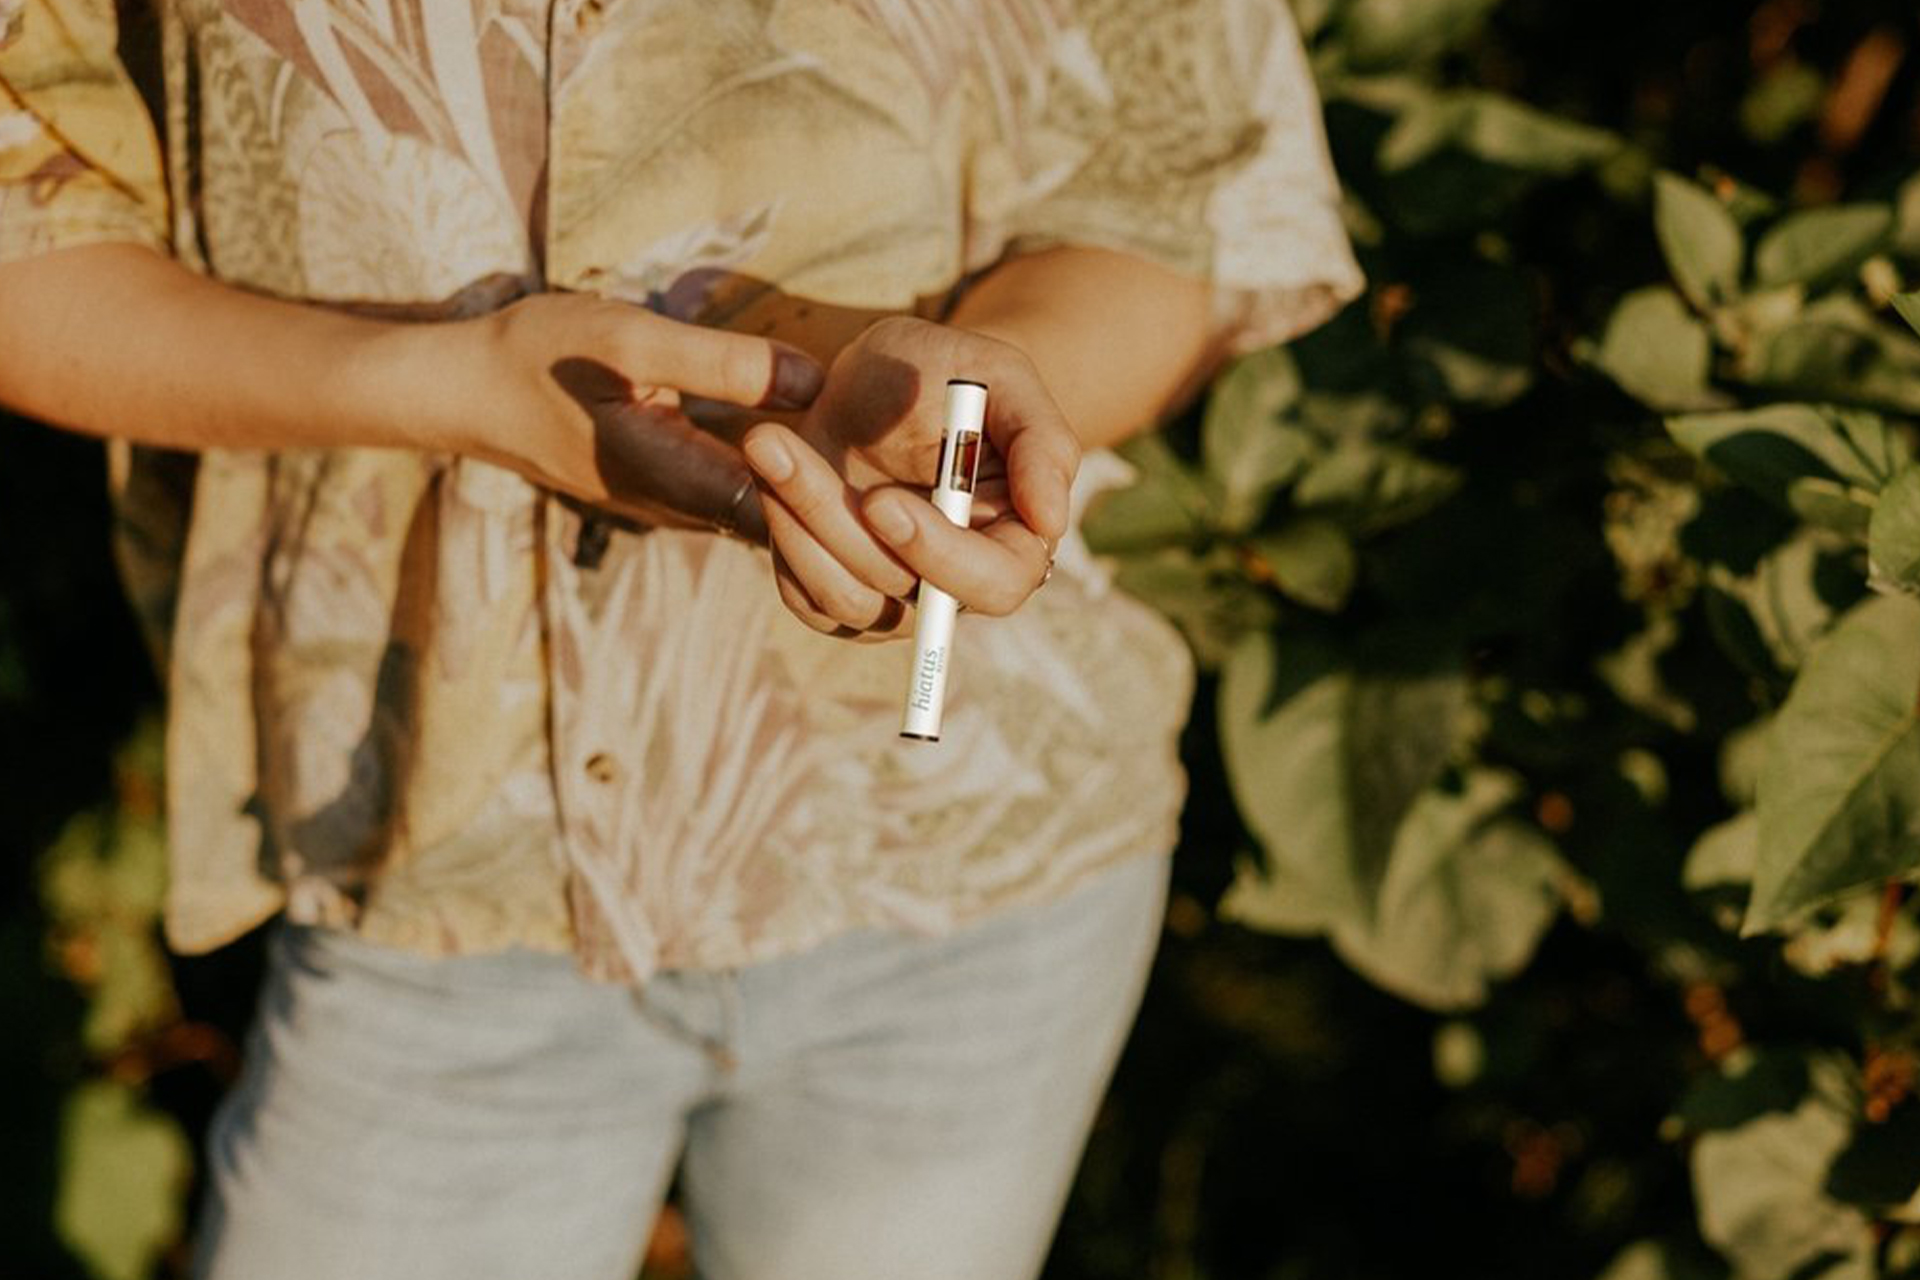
left=0, top=0, right=167, bottom=266
left=962, top=0, right=1363, bottom=357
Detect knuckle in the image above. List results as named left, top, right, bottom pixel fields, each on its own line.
left=1058, top=423, right=1083, bottom=467
left=604, top=313, right=662, bottom=374
left=865, top=315, right=922, bottom=347
left=782, top=471, right=834, bottom=520
left=977, top=333, right=1031, bottom=376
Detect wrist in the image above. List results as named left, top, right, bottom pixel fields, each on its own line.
left=336, top=314, right=490, bottom=459
left=945, top=246, right=1217, bottom=451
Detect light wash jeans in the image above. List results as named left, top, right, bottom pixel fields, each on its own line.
left=189, top=851, right=1171, bottom=1280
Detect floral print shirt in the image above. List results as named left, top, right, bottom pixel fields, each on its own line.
left=0, top=0, right=1361, bottom=980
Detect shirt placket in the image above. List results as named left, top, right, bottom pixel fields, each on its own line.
left=536, top=0, right=668, bottom=984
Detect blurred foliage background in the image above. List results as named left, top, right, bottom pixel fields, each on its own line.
left=11, top=0, right=1920, bottom=1277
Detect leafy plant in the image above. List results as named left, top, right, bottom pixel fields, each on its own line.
left=1075, top=1, right=1920, bottom=1277
left=38, top=721, right=194, bottom=1280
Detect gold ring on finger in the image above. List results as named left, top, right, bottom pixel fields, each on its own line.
left=713, top=475, right=756, bottom=540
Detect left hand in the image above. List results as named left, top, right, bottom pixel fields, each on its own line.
left=740, top=316, right=1080, bottom=640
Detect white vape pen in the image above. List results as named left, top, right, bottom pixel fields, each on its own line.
left=900, top=379, right=987, bottom=742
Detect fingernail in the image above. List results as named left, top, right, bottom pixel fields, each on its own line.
left=867, top=495, right=913, bottom=545
left=767, top=348, right=824, bottom=410
left=744, top=432, right=794, bottom=483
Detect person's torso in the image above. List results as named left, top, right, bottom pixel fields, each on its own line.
left=143, top=0, right=1196, bottom=978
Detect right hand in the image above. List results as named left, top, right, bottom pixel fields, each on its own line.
left=740, top=316, right=1076, bottom=640
left=447, top=290, right=826, bottom=542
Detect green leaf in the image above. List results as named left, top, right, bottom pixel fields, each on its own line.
left=1826, top=1100, right=1920, bottom=1208
left=1691, top=1054, right=1872, bottom=1280
left=38, top=794, right=179, bottom=1054
left=1218, top=851, right=1332, bottom=935
left=1292, top=442, right=1463, bottom=535
left=1754, top=205, right=1892, bottom=291
left=1654, top=172, right=1744, bottom=310
left=1596, top=613, right=1696, bottom=732
left=1595, top=1240, right=1726, bottom=1280
left=1680, top=1048, right=1813, bottom=1133
left=1746, top=595, right=1920, bottom=933
left=1703, top=583, right=1790, bottom=684
left=1893, top=289, right=1920, bottom=337
left=1379, top=91, right=1620, bottom=177
left=1868, top=464, right=1920, bottom=595
left=1718, top=283, right=1807, bottom=353
left=1814, top=405, right=1908, bottom=488
left=1081, top=434, right=1214, bottom=554
left=1739, top=61, right=1826, bottom=144
left=1325, top=770, right=1564, bottom=1010
left=1339, top=0, right=1502, bottom=70
left=1293, top=389, right=1411, bottom=447
left=1222, top=770, right=1565, bottom=1012
left=1218, top=631, right=1471, bottom=926
left=1111, top=547, right=1279, bottom=670
left=83, top=923, right=178, bottom=1056
left=1668, top=404, right=1907, bottom=512
left=1708, top=530, right=1856, bottom=681
left=1786, top=477, right=1875, bottom=541
left=54, top=1081, right=192, bottom=1280
left=1683, top=812, right=1759, bottom=891
left=1590, top=287, right=1720, bottom=410
left=1248, top=518, right=1357, bottom=612
left=1782, top=888, right=1920, bottom=978
left=1743, top=299, right=1920, bottom=415
left=1201, top=347, right=1312, bottom=532
left=1720, top=716, right=1773, bottom=807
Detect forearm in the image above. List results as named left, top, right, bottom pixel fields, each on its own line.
left=947, top=245, right=1218, bottom=451
left=0, top=243, right=465, bottom=454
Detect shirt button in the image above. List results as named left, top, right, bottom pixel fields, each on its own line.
left=583, top=751, right=620, bottom=784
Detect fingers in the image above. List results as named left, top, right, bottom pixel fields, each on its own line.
left=743, top=422, right=918, bottom=599
left=744, top=420, right=923, bottom=639
left=609, top=309, right=826, bottom=411
left=861, top=487, right=1052, bottom=616
left=978, top=357, right=1080, bottom=545
left=744, top=425, right=1044, bottom=635
left=763, top=501, right=915, bottom=641
left=585, top=397, right=768, bottom=540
